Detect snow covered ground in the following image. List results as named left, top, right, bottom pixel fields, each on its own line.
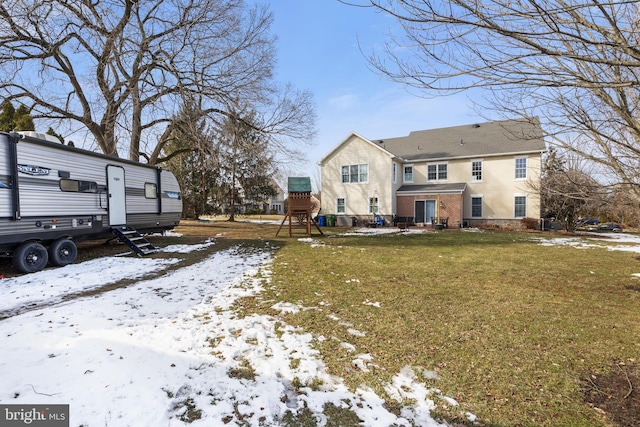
left=1, top=229, right=639, bottom=426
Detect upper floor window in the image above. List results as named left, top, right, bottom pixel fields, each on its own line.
left=471, top=160, right=482, bottom=181
left=515, top=158, right=527, bottom=179
left=341, top=164, right=368, bottom=183
left=404, top=165, right=414, bottom=183
left=428, top=163, right=448, bottom=180
left=392, top=163, right=397, bottom=184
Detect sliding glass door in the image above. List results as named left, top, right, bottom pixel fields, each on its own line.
left=415, top=200, right=436, bottom=224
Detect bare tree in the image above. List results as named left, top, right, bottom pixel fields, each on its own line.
left=0, top=0, right=316, bottom=163
left=350, top=0, right=640, bottom=197
left=531, top=147, right=605, bottom=232
left=215, top=105, right=275, bottom=221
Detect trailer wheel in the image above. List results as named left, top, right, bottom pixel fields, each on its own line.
left=13, top=242, right=49, bottom=273
left=48, top=238, right=78, bottom=267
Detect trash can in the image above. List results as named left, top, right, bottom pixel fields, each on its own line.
left=326, top=215, right=336, bottom=227
left=317, top=215, right=326, bottom=226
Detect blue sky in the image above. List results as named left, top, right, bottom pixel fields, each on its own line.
left=262, top=1, right=486, bottom=181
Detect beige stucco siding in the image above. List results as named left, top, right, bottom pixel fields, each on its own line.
left=463, top=154, right=541, bottom=219
left=321, top=135, right=393, bottom=216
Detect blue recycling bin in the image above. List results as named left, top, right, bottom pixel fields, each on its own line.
left=317, top=215, right=326, bottom=226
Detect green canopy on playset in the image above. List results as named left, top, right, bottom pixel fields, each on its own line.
left=287, top=177, right=311, bottom=193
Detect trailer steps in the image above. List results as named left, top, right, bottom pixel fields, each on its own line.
left=111, top=226, right=158, bottom=256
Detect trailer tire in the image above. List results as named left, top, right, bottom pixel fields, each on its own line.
left=48, top=238, right=77, bottom=267
left=13, top=242, right=49, bottom=273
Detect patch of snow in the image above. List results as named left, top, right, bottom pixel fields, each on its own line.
left=0, top=256, right=179, bottom=312
left=339, top=227, right=429, bottom=236
left=461, top=228, right=483, bottom=233
left=352, top=354, right=373, bottom=372
left=341, top=342, right=356, bottom=352
left=534, top=232, right=640, bottom=254
left=160, top=238, right=215, bottom=253
left=271, top=301, right=303, bottom=314
left=363, top=300, right=381, bottom=308
left=297, top=237, right=325, bottom=247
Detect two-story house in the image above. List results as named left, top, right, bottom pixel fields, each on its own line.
left=318, top=118, right=546, bottom=228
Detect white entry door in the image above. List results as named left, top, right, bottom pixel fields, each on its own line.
left=107, top=165, right=127, bottom=226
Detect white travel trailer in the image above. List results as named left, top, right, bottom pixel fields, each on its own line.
left=0, top=131, right=182, bottom=273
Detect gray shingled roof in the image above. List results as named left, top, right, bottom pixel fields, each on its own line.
left=371, top=118, right=546, bottom=161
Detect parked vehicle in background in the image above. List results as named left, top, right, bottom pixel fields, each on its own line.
left=576, top=218, right=600, bottom=226
left=598, top=222, right=623, bottom=232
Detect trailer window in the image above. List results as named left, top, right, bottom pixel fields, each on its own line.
left=145, top=183, right=157, bottom=199
left=60, top=179, right=98, bottom=193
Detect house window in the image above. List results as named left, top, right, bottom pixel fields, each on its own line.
left=337, top=198, right=346, bottom=213
left=515, top=196, right=527, bottom=217
left=403, top=165, right=413, bottom=183
left=341, top=164, right=368, bottom=183
left=471, top=196, right=482, bottom=217
left=359, top=164, right=368, bottom=182
left=145, top=183, right=157, bottom=199
left=350, top=165, right=359, bottom=182
left=471, top=160, right=482, bottom=181
left=428, top=163, right=448, bottom=180
left=369, top=197, right=379, bottom=214
left=392, top=163, right=397, bottom=184
left=341, top=166, right=349, bottom=183
left=515, top=158, right=527, bottom=179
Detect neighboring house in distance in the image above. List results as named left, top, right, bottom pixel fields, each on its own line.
left=237, top=179, right=285, bottom=214
left=318, top=118, right=546, bottom=228
left=269, top=180, right=285, bottom=214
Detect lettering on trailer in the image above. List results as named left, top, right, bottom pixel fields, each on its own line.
left=17, top=165, right=50, bottom=176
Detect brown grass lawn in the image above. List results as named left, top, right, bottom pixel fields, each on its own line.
left=216, top=220, right=639, bottom=427
left=2, top=218, right=639, bottom=426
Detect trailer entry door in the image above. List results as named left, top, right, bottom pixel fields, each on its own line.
left=107, top=165, right=127, bottom=225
